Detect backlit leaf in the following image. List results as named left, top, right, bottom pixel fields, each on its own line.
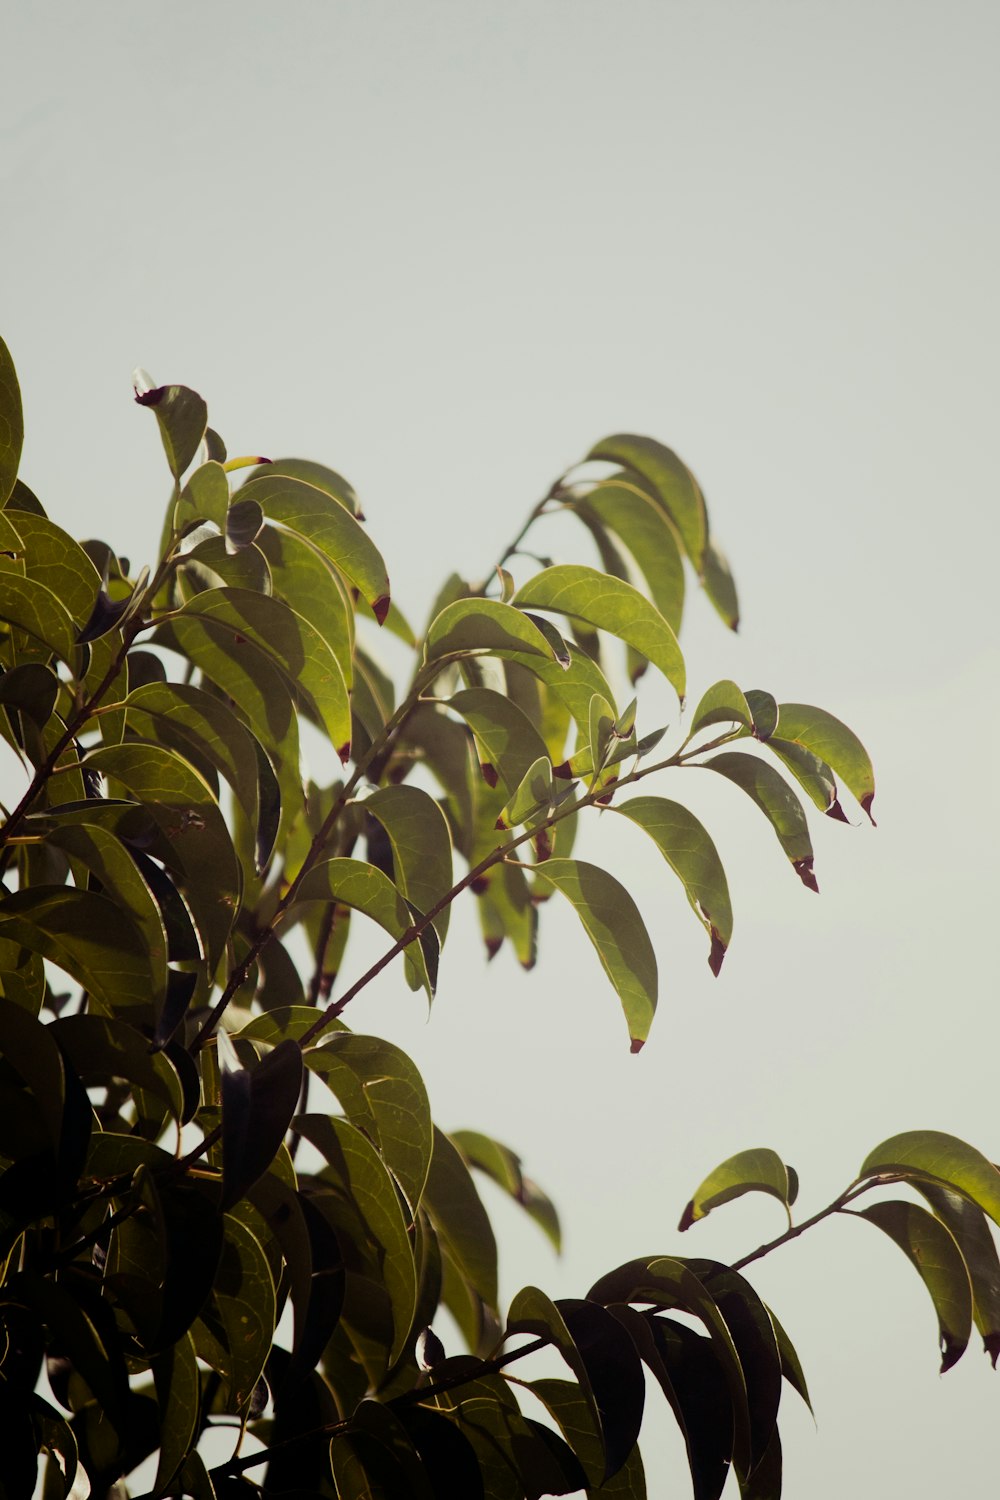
left=586, top=434, right=707, bottom=571
left=449, top=686, right=551, bottom=796
left=0, top=573, right=77, bottom=665
left=858, top=1199, right=973, bottom=1372
left=365, top=783, right=454, bottom=944
left=530, top=859, right=657, bottom=1051
left=423, top=1126, right=498, bottom=1311
left=774, top=702, right=876, bottom=823
left=0, top=334, right=23, bottom=506
left=689, top=680, right=752, bottom=739
left=452, top=1129, right=561, bottom=1251
left=425, top=597, right=563, bottom=668
left=678, top=1149, right=794, bottom=1231
left=135, top=382, right=208, bottom=481
left=705, top=752, right=817, bottom=890
left=295, top=856, right=432, bottom=998
left=0, top=887, right=151, bottom=1014
left=577, top=476, right=685, bottom=632
left=860, top=1131, right=1000, bottom=1229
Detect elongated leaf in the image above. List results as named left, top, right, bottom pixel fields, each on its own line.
left=152, top=1333, right=200, bottom=1496
left=530, top=858, right=657, bottom=1051
left=425, top=597, right=563, bottom=667
left=514, top=566, right=685, bottom=702
left=175, top=459, right=229, bottom=532
left=0, top=334, right=23, bottom=506
left=236, top=471, right=390, bottom=617
left=199, top=1215, right=276, bottom=1411
left=295, top=856, right=431, bottom=998
left=702, top=537, right=739, bottom=631
left=615, top=796, right=733, bottom=975
left=499, top=754, right=555, bottom=829
left=775, top=702, right=876, bottom=823
left=294, top=1113, right=417, bottom=1363
left=916, top=1183, right=1000, bottom=1364
left=449, top=686, right=551, bottom=795
left=256, top=520, right=355, bottom=685
left=171, top=586, right=351, bottom=757
left=365, top=783, right=454, bottom=944
left=85, top=740, right=241, bottom=975
left=135, top=383, right=207, bottom=480
left=689, top=680, right=752, bottom=738
left=679, top=1149, right=794, bottom=1231
left=221, top=1038, right=303, bottom=1210
left=10, top=511, right=105, bottom=634
left=0, top=573, right=77, bottom=664
left=558, top=1298, right=645, bottom=1481
left=705, top=751, right=817, bottom=890
left=0, top=507, right=22, bottom=551
left=765, top=1305, right=811, bottom=1413
left=529, top=1376, right=604, bottom=1489
left=51, top=1013, right=184, bottom=1122
left=508, top=1288, right=605, bottom=1456
left=251, top=456, right=361, bottom=514
left=0, top=887, right=151, bottom=1014
left=578, top=477, right=685, bottom=632
left=765, top=736, right=846, bottom=820
left=305, top=1032, right=433, bottom=1217
left=423, top=1126, right=498, bottom=1310
left=452, top=1129, right=561, bottom=1251
left=587, top=434, right=707, bottom=571
left=0, top=995, right=66, bottom=1151
left=860, top=1131, right=1000, bottom=1227
left=858, top=1199, right=973, bottom=1371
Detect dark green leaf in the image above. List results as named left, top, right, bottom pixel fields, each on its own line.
left=0, top=334, right=23, bottom=506
left=857, top=1199, right=972, bottom=1372
left=365, top=783, right=454, bottom=945
left=0, top=887, right=152, bottom=1014
left=764, top=737, right=846, bottom=820
left=915, top=1183, right=1000, bottom=1365
left=451, top=1129, right=561, bottom=1251
left=225, top=497, right=264, bottom=553
left=0, top=573, right=77, bottom=664
left=530, top=859, right=657, bottom=1052
left=221, top=1038, right=303, bottom=1211
left=577, top=476, right=685, bottom=633
left=423, top=1127, right=498, bottom=1311
left=449, top=687, right=551, bottom=797
left=176, top=459, right=230, bottom=532
left=198, top=1215, right=277, bottom=1412
left=0, top=663, right=58, bottom=728
left=50, top=1013, right=184, bottom=1123
left=702, top=537, right=739, bottom=631
left=152, top=1332, right=200, bottom=1496
left=135, top=382, right=208, bottom=481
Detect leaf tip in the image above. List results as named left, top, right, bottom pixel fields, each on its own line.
left=678, top=1199, right=696, bottom=1232
left=372, top=593, right=391, bottom=626
left=985, top=1333, right=1000, bottom=1368
left=134, top=384, right=165, bottom=407
left=793, top=856, right=819, bottom=892
left=337, top=741, right=352, bottom=765
left=629, top=1035, right=645, bottom=1055
left=826, top=798, right=850, bottom=823
left=485, top=936, right=503, bottom=961
left=708, top=929, right=726, bottom=977
left=480, top=761, right=499, bottom=789
left=861, top=791, right=877, bottom=827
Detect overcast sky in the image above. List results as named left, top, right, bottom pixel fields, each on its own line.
left=5, top=3, right=999, bottom=1495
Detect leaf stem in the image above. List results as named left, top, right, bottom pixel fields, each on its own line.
left=731, top=1181, right=873, bottom=1272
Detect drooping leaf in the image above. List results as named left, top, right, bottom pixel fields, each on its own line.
left=249, top=456, right=361, bottom=515
left=196, top=1215, right=276, bottom=1412
left=295, top=856, right=432, bottom=999
left=689, top=680, right=753, bottom=739
left=256, top=520, right=355, bottom=685
left=423, top=1127, right=498, bottom=1312
left=235, top=470, right=390, bottom=618
left=364, top=783, right=454, bottom=944
left=0, top=573, right=78, bottom=665
left=50, top=1013, right=185, bottom=1124
left=702, top=537, right=739, bottom=631
left=859, top=1131, right=1000, bottom=1229
left=220, top=1037, right=303, bottom=1211
left=765, top=1305, right=812, bottom=1413
left=678, top=1149, right=795, bottom=1231
left=530, top=859, right=657, bottom=1052
left=135, top=382, right=208, bottom=481
left=514, top=565, right=685, bottom=702
left=586, top=434, right=707, bottom=572
left=857, top=1199, right=973, bottom=1372
left=0, top=334, right=23, bottom=506
left=774, top=702, right=876, bottom=823
left=576, top=476, right=686, bottom=633
left=424, top=597, right=564, bottom=668
left=615, top=796, right=733, bottom=975
left=151, top=1332, right=200, bottom=1496
left=293, top=1113, right=417, bottom=1364
left=449, top=687, right=551, bottom=796
left=705, top=752, right=817, bottom=890
left=451, top=1129, right=561, bottom=1251
left=305, top=1032, right=433, bottom=1218
left=915, top=1183, right=1000, bottom=1365
left=764, top=736, right=846, bottom=820
left=0, top=887, right=152, bottom=1015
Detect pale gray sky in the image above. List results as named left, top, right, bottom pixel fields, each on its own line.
left=5, top=3, right=999, bottom=1494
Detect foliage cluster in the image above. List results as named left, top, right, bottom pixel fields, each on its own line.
left=0, top=335, right=997, bottom=1499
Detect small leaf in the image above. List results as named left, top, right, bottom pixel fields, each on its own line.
left=135, top=382, right=208, bottom=480
left=702, top=537, right=739, bottom=631
left=498, top=754, right=555, bottom=829
left=743, top=689, right=778, bottom=741
left=0, top=334, right=24, bottom=506
left=678, top=1149, right=794, bottom=1231
left=425, top=597, right=564, bottom=667
left=775, top=702, right=876, bottom=823
left=364, top=783, right=454, bottom=945
left=423, top=1126, right=498, bottom=1311
left=689, top=680, right=752, bottom=738
left=706, top=751, right=817, bottom=889
left=449, top=686, right=551, bottom=796
left=858, top=1199, right=973, bottom=1372
left=225, top=496, right=265, bottom=554
left=514, top=565, right=685, bottom=702
left=452, top=1128, right=561, bottom=1251
left=614, top=796, right=733, bottom=975
left=295, top=856, right=432, bottom=999
left=530, top=858, right=657, bottom=1051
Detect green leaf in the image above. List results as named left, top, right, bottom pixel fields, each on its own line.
left=689, top=680, right=753, bottom=738
left=249, top=455, right=362, bottom=514
left=175, top=459, right=230, bottom=532
left=225, top=496, right=264, bottom=553
left=152, top=1333, right=200, bottom=1496
left=764, top=736, right=846, bottom=820
left=530, top=858, right=657, bottom=1052
left=199, top=1215, right=276, bottom=1412
left=364, top=783, right=454, bottom=944
left=587, top=1441, right=646, bottom=1498
left=51, top=1013, right=185, bottom=1123
left=236, top=470, right=390, bottom=618
left=529, top=1376, right=604, bottom=1488
left=705, top=751, right=817, bottom=890
left=171, top=586, right=352, bottom=758
left=85, top=740, right=242, bottom=976
left=498, top=754, right=555, bottom=829
left=702, top=537, right=739, bottom=631
left=577, top=476, right=686, bottom=633
left=0, top=572, right=78, bottom=665
left=586, top=434, right=707, bottom=572
left=0, top=506, right=22, bottom=551
left=423, top=1126, right=498, bottom=1310
left=295, top=856, right=432, bottom=998
left=915, top=1183, right=1000, bottom=1365
left=305, top=1032, right=433, bottom=1218
left=0, top=334, right=23, bottom=506
left=180, top=533, right=272, bottom=595
left=678, top=1149, right=794, bottom=1231
left=514, top=565, right=685, bottom=702
left=424, top=597, right=564, bottom=667
left=766, top=1304, right=812, bottom=1413
left=859, top=1131, right=1000, bottom=1228
left=858, top=1200, right=973, bottom=1372
left=0, top=995, right=66, bottom=1151
left=135, top=382, right=208, bottom=481
left=221, top=1038, right=303, bottom=1211
left=0, top=887, right=152, bottom=1014
left=256, top=521, right=355, bottom=685
left=451, top=1129, right=561, bottom=1251
left=615, top=796, right=733, bottom=975
left=294, top=1113, right=417, bottom=1364
left=0, top=662, right=58, bottom=730
left=448, top=686, right=551, bottom=796
left=774, top=702, right=876, bottom=823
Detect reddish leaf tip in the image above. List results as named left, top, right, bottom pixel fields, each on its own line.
left=984, top=1332, right=1000, bottom=1368
left=337, top=741, right=351, bottom=765
left=793, top=856, right=819, bottom=892
left=708, top=930, right=726, bottom=977
left=134, top=385, right=165, bottom=407
left=826, top=798, right=850, bottom=823
left=485, top=936, right=503, bottom=960
left=861, top=791, right=877, bottom=826
left=480, top=761, right=499, bottom=789
left=678, top=1200, right=695, bottom=1232
left=629, top=1036, right=645, bottom=1054
left=552, top=760, right=574, bottom=780
left=372, top=593, right=391, bottom=625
